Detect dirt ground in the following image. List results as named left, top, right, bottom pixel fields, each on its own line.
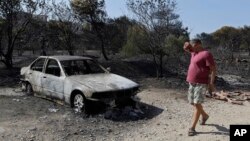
left=0, top=77, right=250, bottom=141
left=0, top=55, right=250, bottom=141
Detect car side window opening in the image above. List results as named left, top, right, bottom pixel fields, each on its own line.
left=45, top=59, right=61, bottom=77
left=30, top=58, right=46, bottom=72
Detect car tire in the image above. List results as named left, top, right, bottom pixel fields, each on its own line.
left=73, top=93, right=87, bottom=113
left=21, top=81, right=26, bottom=91
left=26, top=83, right=34, bottom=96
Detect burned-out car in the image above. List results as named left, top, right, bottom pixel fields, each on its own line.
left=20, top=56, right=139, bottom=113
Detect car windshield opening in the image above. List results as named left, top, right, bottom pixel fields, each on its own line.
left=61, top=59, right=105, bottom=76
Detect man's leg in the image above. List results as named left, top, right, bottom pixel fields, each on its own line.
left=192, top=84, right=209, bottom=126
left=198, top=104, right=209, bottom=119
left=191, top=104, right=201, bottom=130
left=198, top=104, right=209, bottom=125
left=189, top=84, right=209, bottom=135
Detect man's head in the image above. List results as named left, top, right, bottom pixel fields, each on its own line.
left=191, top=39, right=203, bottom=52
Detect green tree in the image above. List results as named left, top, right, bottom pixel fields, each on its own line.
left=165, top=34, right=186, bottom=56
left=122, top=25, right=149, bottom=57
left=105, top=16, right=136, bottom=54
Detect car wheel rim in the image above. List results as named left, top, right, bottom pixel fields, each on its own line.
left=74, top=94, right=85, bottom=111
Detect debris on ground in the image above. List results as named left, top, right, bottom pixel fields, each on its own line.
left=0, top=127, right=5, bottom=134
left=12, top=99, right=21, bottom=102
left=0, top=88, right=25, bottom=96
left=104, top=106, right=145, bottom=121
left=26, top=127, right=37, bottom=133
left=48, top=108, right=59, bottom=113
left=39, top=116, right=48, bottom=120
left=207, top=91, right=250, bottom=105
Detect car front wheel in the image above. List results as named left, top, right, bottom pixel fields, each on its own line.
left=73, top=93, right=86, bottom=113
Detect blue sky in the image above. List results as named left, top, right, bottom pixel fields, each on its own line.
left=105, top=0, right=250, bottom=38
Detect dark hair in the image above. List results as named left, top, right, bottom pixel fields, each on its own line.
left=191, top=38, right=202, bottom=44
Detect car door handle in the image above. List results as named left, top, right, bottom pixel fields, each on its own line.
left=43, top=76, right=46, bottom=78
left=29, top=73, right=32, bottom=75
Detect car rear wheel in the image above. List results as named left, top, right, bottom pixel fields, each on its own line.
left=26, top=83, right=34, bottom=96
left=73, top=93, right=86, bottom=113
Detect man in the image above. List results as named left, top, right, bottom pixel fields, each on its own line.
left=183, top=39, right=216, bottom=136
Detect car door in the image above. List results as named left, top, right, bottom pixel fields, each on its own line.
left=41, top=59, right=64, bottom=100
left=28, top=58, right=46, bottom=94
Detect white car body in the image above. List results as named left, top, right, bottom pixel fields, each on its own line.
left=20, top=56, right=139, bottom=107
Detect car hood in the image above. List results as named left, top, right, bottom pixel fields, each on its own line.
left=67, top=73, right=139, bottom=92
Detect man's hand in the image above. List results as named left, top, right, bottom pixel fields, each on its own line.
left=183, top=42, right=192, bottom=52
left=208, top=83, right=215, bottom=94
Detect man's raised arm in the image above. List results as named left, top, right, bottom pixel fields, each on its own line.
left=183, top=42, right=193, bottom=53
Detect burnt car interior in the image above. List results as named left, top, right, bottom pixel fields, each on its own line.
left=61, top=59, right=104, bottom=76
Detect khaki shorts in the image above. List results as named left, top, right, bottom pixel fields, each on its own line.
left=188, top=83, right=207, bottom=104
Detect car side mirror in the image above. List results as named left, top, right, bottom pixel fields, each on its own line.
left=106, top=67, right=111, bottom=72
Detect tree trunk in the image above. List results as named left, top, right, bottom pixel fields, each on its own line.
left=3, top=54, right=13, bottom=69
left=159, top=54, right=163, bottom=78
left=151, top=53, right=159, bottom=78
left=155, top=66, right=159, bottom=79
left=231, top=52, right=234, bottom=63
left=94, top=30, right=109, bottom=60
left=90, top=15, right=109, bottom=60
left=41, top=50, right=47, bottom=56
left=248, top=47, right=250, bottom=56
left=41, top=38, right=47, bottom=55
left=32, top=49, right=35, bottom=55
left=5, top=36, right=14, bottom=69
left=100, top=37, right=108, bottom=60
left=66, top=36, right=74, bottom=55
left=68, top=49, right=74, bottom=55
